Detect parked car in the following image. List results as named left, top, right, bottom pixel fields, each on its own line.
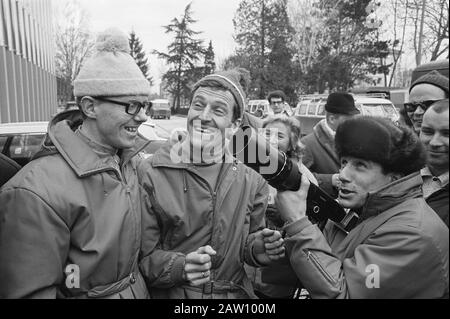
left=0, top=121, right=168, bottom=167
left=294, top=94, right=400, bottom=136
left=150, top=99, right=171, bottom=119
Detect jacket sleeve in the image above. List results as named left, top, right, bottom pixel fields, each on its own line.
left=244, top=176, right=269, bottom=267
left=138, top=170, right=186, bottom=289
left=0, top=188, right=70, bottom=299
left=283, top=217, right=441, bottom=299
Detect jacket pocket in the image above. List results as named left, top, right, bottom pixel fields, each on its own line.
left=304, top=249, right=337, bottom=286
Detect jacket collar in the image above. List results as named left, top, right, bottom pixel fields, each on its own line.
left=151, top=140, right=239, bottom=169
left=359, top=172, right=423, bottom=221
left=313, top=120, right=339, bottom=164
left=36, top=110, right=149, bottom=178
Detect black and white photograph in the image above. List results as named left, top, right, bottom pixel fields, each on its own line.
left=0, top=0, right=448, bottom=308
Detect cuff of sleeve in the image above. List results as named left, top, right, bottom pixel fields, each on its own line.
left=170, top=254, right=186, bottom=285
left=283, top=217, right=313, bottom=237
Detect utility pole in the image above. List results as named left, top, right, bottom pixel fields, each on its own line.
left=417, top=0, right=426, bottom=66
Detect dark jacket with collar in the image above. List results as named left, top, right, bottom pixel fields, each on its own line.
left=0, top=110, right=150, bottom=299
left=301, top=120, right=339, bottom=197
left=427, top=183, right=449, bottom=227
left=283, top=173, right=449, bottom=299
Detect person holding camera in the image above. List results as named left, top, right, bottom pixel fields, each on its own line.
left=276, top=116, right=449, bottom=298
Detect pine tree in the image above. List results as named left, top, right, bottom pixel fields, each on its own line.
left=154, top=3, right=205, bottom=113
left=233, top=0, right=296, bottom=101
left=204, top=41, right=216, bottom=76
left=129, top=31, right=153, bottom=86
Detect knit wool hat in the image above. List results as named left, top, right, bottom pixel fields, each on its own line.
left=409, top=70, right=449, bottom=94
left=73, top=28, right=151, bottom=98
left=192, top=68, right=250, bottom=121
left=335, top=116, right=426, bottom=176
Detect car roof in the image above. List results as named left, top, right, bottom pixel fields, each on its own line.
left=354, top=97, right=394, bottom=104
left=152, top=99, right=170, bottom=103
left=0, top=122, right=49, bottom=134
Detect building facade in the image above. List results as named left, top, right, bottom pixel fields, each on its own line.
left=0, top=0, right=56, bottom=123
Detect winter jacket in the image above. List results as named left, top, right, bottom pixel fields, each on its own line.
left=283, top=172, right=449, bottom=299
left=138, top=143, right=269, bottom=299
left=301, top=120, right=339, bottom=197
left=0, top=111, right=150, bottom=299
left=426, top=184, right=449, bottom=227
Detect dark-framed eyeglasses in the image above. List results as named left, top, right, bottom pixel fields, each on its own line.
left=404, top=100, right=440, bottom=113
left=95, top=97, right=152, bottom=116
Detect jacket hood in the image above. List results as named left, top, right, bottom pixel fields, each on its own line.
left=33, top=109, right=149, bottom=178
left=359, top=172, right=423, bottom=221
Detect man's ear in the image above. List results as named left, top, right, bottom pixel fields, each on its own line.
left=79, top=96, right=97, bottom=119
left=226, top=118, right=242, bottom=140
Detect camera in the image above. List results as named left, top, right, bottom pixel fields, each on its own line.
left=229, top=126, right=358, bottom=233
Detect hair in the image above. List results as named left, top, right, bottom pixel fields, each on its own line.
left=267, top=90, right=286, bottom=103
left=191, top=81, right=240, bottom=122
left=430, top=98, right=449, bottom=114
left=263, top=116, right=304, bottom=161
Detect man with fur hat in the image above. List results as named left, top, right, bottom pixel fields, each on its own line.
left=406, top=70, right=449, bottom=134
left=301, top=92, right=360, bottom=196
left=420, top=99, right=449, bottom=227
left=0, top=28, right=152, bottom=298
left=138, top=68, right=285, bottom=299
left=276, top=116, right=449, bottom=298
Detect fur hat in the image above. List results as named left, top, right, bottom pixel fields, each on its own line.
left=192, top=68, right=251, bottom=121
left=409, top=70, right=449, bottom=94
left=335, top=116, right=426, bottom=175
left=73, top=28, right=151, bottom=98
left=325, top=92, right=360, bottom=115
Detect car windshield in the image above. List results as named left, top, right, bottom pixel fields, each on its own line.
left=7, top=133, right=46, bottom=160
left=359, top=104, right=388, bottom=117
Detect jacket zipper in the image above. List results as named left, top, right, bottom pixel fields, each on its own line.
left=304, top=249, right=337, bottom=286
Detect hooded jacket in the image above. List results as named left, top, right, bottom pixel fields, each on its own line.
left=0, top=111, right=150, bottom=299
left=283, top=173, right=449, bottom=299
left=138, top=142, right=269, bottom=299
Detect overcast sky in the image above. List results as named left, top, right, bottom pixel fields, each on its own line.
left=56, top=0, right=242, bottom=93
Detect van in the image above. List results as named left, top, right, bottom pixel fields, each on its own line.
left=411, top=59, right=449, bottom=83
left=150, top=99, right=171, bottom=120
left=294, top=94, right=400, bottom=136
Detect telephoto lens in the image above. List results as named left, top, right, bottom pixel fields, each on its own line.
left=229, top=126, right=359, bottom=233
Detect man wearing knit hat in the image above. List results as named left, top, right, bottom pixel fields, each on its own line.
left=276, top=116, right=449, bottom=298
left=0, top=28, right=152, bottom=298
left=406, top=70, right=449, bottom=134
left=301, top=92, right=360, bottom=197
left=139, top=68, right=285, bottom=299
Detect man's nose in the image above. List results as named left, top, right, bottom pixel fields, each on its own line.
left=429, top=133, right=443, bottom=147
left=339, top=165, right=351, bottom=184
left=134, top=107, right=148, bottom=122
left=199, top=106, right=213, bottom=120
left=414, top=106, right=425, bottom=116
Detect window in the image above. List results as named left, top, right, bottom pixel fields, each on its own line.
left=308, top=101, right=318, bottom=115
left=298, top=103, right=308, bottom=115
left=8, top=133, right=45, bottom=160
left=317, top=101, right=326, bottom=116
left=0, top=135, right=8, bottom=152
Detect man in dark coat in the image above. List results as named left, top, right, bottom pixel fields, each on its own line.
left=300, top=92, right=359, bottom=196
left=420, top=99, right=449, bottom=226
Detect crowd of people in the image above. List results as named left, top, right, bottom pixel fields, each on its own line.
left=0, top=28, right=448, bottom=299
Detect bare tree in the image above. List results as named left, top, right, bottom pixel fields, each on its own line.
left=55, top=0, right=95, bottom=101
left=388, top=0, right=409, bottom=86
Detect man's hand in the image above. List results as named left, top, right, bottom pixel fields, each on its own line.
left=253, top=228, right=285, bottom=266
left=183, top=245, right=216, bottom=286
left=276, top=174, right=310, bottom=223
